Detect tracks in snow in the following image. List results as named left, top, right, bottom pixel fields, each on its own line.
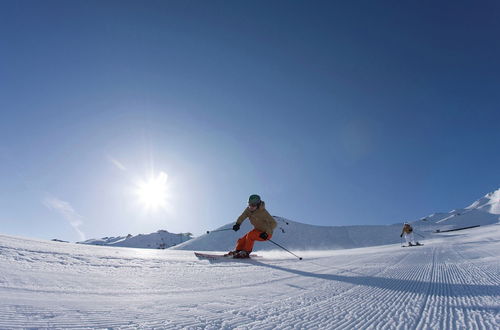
left=177, top=245, right=499, bottom=329
left=0, top=235, right=499, bottom=329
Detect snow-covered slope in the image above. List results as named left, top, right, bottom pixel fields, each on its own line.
left=172, top=218, right=406, bottom=252
left=416, top=188, right=500, bottom=231
left=467, top=188, right=500, bottom=213
left=79, top=230, right=192, bottom=249
left=1, top=223, right=499, bottom=328
left=172, top=188, right=500, bottom=252
left=1, top=189, right=498, bottom=327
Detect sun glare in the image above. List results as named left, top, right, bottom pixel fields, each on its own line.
left=135, top=171, right=169, bottom=211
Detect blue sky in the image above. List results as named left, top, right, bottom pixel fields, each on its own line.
left=1, top=0, right=499, bottom=241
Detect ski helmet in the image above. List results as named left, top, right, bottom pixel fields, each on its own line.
left=248, top=194, right=261, bottom=205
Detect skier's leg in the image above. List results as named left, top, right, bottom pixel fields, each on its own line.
left=235, top=230, right=258, bottom=252
left=405, top=233, right=411, bottom=245
left=235, top=232, right=249, bottom=251
left=409, top=232, right=415, bottom=245
left=235, top=229, right=272, bottom=253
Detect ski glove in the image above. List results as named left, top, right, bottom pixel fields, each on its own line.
left=259, top=232, right=268, bottom=240
left=400, top=234, right=403, bottom=238
left=233, top=223, right=240, bottom=231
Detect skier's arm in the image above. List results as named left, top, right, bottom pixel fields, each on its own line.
left=262, top=213, right=277, bottom=235
left=235, top=208, right=250, bottom=225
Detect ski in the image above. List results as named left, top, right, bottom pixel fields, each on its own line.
left=402, top=243, right=424, bottom=247
left=194, top=252, right=260, bottom=260
left=194, top=252, right=231, bottom=260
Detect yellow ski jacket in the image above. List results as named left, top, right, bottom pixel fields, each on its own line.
left=236, top=201, right=277, bottom=235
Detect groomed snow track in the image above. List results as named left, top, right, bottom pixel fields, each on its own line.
left=0, top=225, right=499, bottom=329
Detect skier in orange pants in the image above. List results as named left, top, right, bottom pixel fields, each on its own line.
left=227, top=194, right=277, bottom=259
left=235, top=229, right=273, bottom=253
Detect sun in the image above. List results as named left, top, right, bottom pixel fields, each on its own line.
left=135, top=171, right=169, bottom=211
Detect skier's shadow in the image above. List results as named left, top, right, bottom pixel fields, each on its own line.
left=252, top=261, right=500, bottom=298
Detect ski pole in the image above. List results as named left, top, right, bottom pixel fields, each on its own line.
left=268, top=239, right=302, bottom=260
left=206, top=228, right=233, bottom=234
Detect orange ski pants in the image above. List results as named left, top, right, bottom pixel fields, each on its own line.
left=235, top=229, right=272, bottom=252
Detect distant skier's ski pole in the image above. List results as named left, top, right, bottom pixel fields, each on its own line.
left=206, top=228, right=233, bottom=234
left=268, top=239, right=302, bottom=260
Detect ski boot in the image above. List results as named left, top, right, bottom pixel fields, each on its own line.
left=224, top=250, right=241, bottom=257
left=233, top=250, right=250, bottom=259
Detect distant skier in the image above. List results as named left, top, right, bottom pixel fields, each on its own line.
left=400, top=222, right=420, bottom=246
left=226, top=194, right=277, bottom=258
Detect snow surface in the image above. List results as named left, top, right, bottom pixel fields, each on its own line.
left=1, top=224, right=499, bottom=328
left=1, top=189, right=498, bottom=328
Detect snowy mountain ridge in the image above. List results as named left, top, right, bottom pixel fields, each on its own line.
left=78, top=229, right=192, bottom=249
left=466, top=188, right=500, bottom=213
left=415, top=188, right=500, bottom=231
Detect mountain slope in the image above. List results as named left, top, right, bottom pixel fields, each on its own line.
left=416, top=188, right=500, bottom=231
left=79, top=230, right=192, bottom=249
left=172, top=188, right=500, bottom=252
left=171, top=217, right=406, bottom=252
